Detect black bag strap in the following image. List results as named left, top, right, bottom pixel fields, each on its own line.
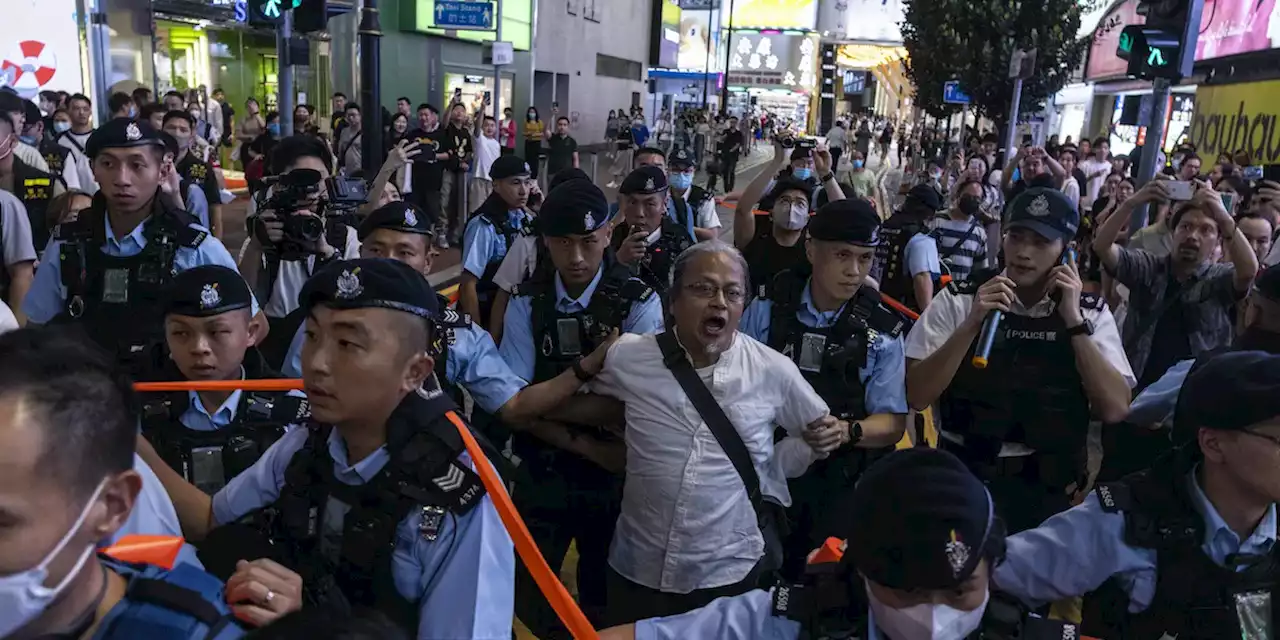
left=934, top=217, right=981, bottom=262
left=655, top=330, right=761, bottom=508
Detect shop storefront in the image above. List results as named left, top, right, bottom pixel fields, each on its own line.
left=1188, top=79, right=1280, bottom=164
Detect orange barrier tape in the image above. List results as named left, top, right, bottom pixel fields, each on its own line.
left=878, top=293, right=920, bottom=322
left=101, top=534, right=184, bottom=570
left=134, top=379, right=304, bottom=393
left=809, top=537, right=845, bottom=565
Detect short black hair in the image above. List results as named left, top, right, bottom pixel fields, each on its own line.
left=1094, top=136, right=1109, bottom=147
left=417, top=103, right=438, bottom=115
left=140, top=102, right=167, bottom=122
left=1238, top=211, right=1275, bottom=232
left=0, top=112, right=15, bottom=134
left=483, top=116, right=497, bottom=124
left=68, top=93, right=92, bottom=108
left=1171, top=201, right=1219, bottom=233
left=39, top=90, right=59, bottom=103
left=397, top=96, right=411, bottom=104
left=0, top=327, right=136, bottom=497
left=333, top=92, right=347, bottom=99
left=1217, top=174, right=1250, bottom=198
left=162, top=109, right=195, bottom=128
left=212, top=87, right=225, bottom=96
left=557, top=116, right=570, bottom=125
left=163, top=90, right=183, bottom=100
left=344, top=103, right=361, bottom=114
left=634, top=146, right=665, bottom=161
left=956, top=178, right=984, bottom=195
left=1182, top=152, right=1202, bottom=165
left=269, top=134, right=335, bottom=176
left=109, top=92, right=134, bottom=114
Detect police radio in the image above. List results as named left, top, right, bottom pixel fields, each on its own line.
left=972, top=247, right=1075, bottom=369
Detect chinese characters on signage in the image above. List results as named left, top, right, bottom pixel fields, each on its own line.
left=727, top=33, right=817, bottom=91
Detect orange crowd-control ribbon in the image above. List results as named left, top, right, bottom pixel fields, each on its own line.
left=134, top=379, right=304, bottom=393
left=100, top=534, right=184, bottom=570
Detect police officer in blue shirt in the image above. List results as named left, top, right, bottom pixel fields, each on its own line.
left=995, top=350, right=1280, bottom=640
left=876, top=184, right=943, bottom=313
left=144, top=258, right=516, bottom=638
left=599, top=447, right=1081, bottom=640
left=613, top=166, right=696, bottom=298
left=1129, top=263, right=1280, bottom=427
left=609, top=146, right=696, bottom=241
left=739, top=198, right=909, bottom=578
left=499, top=177, right=664, bottom=638
left=459, top=154, right=535, bottom=327
left=0, top=327, right=289, bottom=639
left=22, top=118, right=257, bottom=380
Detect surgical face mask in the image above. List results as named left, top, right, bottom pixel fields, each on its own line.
left=172, top=134, right=193, bottom=151
left=267, top=123, right=281, bottom=137
left=669, top=172, right=693, bottom=190
left=53, top=122, right=71, bottom=134
left=18, top=134, right=37, bottom=146
left=0, top=135, right=14, bottom=162
left=867, top=583, right=989, bottom=640
left=0, top=479, right=107, bottom=638
left=853, top=159, right=865, bottom=169
left=794, top=167, right=814, bottom=180
left=958, top=195, right=982, bottom=217
left=773, top=201, right=808, bottom=231
left=527, top=111, right=537, bottom=120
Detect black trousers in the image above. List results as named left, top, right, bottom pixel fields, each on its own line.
left=939, top=439, right=1078, bottom=534
left=721, top=154, right=741, bottom=192
left=604, top=562, right=761, bottom=627
left=512, top=446, right=620, bottom=640
left=411, top=188, right=443, bottom=229
left=829, top=147, right=843, bottom=171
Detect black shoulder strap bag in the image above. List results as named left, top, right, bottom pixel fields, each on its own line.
left=655, top=330, right=787, bottom=586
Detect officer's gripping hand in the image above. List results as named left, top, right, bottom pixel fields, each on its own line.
left=582, top=329, right=620, bottom=377
left=803, top=414, right=848, bottom=457
left=617, top=229, right=648, bottom=265
left=963, top=275, right=1017, bottom=332
left=1050, top=250, right=1084, bottom=326
left=226, top=558, right=303, bottom=627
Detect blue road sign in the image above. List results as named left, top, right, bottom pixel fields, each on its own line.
left=434, top=1, right=496, bottom=30
left=943, top=80, right=971, bottom=105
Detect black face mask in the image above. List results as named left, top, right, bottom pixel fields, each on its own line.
left=959, top=195, right=982, bottom=217
left=1237, top=326, right=1280, bottom=353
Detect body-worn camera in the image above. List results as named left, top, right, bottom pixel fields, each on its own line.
left=252, top=168, right=364, bottom=261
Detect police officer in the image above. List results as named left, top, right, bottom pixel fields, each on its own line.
left=142, top=264, right=300, bottom=501
left=20, top=98, right=82, bottom=192
left=22, top=118, right=253, bottom=380
left=613, top=165, right=696, bottom=298
left=733, top=139, right=843, bottom=288
left=739, top=198, right=909, bottom=577
left=599, top=447, right=1082, bottom=640
left=876, top=184, right=944, bottom=313
left=996, top=350, right=1280, bottom=640
left=0, top=326, right=299, bottom=639
left=607, top=147, right=697, bottom=241
left=162, top=110, right=224, bottom=239
left=499, top=178, right=664, bottom=638
left=143, top=258, right=516, bottom=638
left=0, top=110, right=61, bottom=253
left=668, top=147, right=720, bottom=241
left=904, top=187, right=1136, bottom=533
left=459, top=154, right=534, bottom=327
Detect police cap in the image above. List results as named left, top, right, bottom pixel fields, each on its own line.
left=619, top=165, right=668, bottom=195
left=1175, top=351, right=1280, bottom=440
left=669, top=148, right=695, bottom=170
left=490, top=155, right=532, bottom=181
left=85, top=118, right=167, bottom=159
left=1006, top=187, right=1079, bottom=244
left=538, top=178, right=609, bottom=237
left=550, top=168, right=590, bottom=190
left=299, top=258, right=439, bottom=320
left=164, top=265, right=253, bottom=318
left=846, top=448, right=995, bottom=590
left=358, top=201, right=435, bottom=241
left=808, top=199, right=880, bottom=246
left=904, top=183, right=944, bottom=212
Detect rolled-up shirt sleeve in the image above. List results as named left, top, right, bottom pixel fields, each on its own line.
left=1109, top=247, right=1158, bottom=290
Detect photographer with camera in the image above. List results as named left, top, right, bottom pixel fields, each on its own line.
left=236, top=135, right=362, bottom=358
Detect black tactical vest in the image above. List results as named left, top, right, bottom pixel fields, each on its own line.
left=686, top=185, right=715, bottom=223
left=13, top=158, right=56, bottom=253
left=467, top=194, right=532, bottom=319
left=874, top=213, right=926, bottom=311
left=40, top=140, right=71, bottom=180
left=139, top=353, right=306, bottom=494
left=51, top=194, right=206, bottom=380
left=269, top=388, right=489, bottom=631
left=940, top=270, right=1097, bottom=482
left=1085, top=448, right=1280, bottom=639
left=611, top=215, right=693, bottom=298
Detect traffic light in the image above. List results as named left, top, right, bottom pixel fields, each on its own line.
left=248, top=0, right=303, bottom=27
left=1117, top=0, right=1203, bottom=80
left=294, top=0, right=330, bottom=34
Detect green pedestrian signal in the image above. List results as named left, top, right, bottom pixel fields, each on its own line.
left=1147, top=48, right=1168, bottom=66
left=263, top=0, right=282, bottom=18
left=1118, top=32, right=1133, bottom=55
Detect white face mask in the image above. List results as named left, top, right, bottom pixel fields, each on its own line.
left=0, top=479, right=106, bottom=638
left=773, top=201, right=808, bottom=231
left=867, top=581, right=989, bottom=640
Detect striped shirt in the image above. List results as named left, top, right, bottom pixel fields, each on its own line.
left=928, top=215, right=989, bottom=282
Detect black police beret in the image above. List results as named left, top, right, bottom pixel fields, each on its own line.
left=21, top=100, right=40, bottom=129
left=846, top=448, right=995, bottom=590
left=620, top=165, right=668, bottom=195
left=808, top=199, right=881, bottom=246
left=550, top=168, right=590, bottom=191
left=1007, top=187, right=1080, bottom=243
left=490, top=155, right=532, bottom=181
left=905, top=184, right=944, bottom=212
left=299, top=258, right=440, bottom=319
left=85, top=118, right=167, bottom=158
left=358, top=201, right=434, bottom=241
left=164, top=265, right=253, bottom=318
left=669, top=148, right=695, bottom=169
left=1175, top=351, right=1280, bottom=440
left=539, top=178, right=610, bottom=237
left=1255, top=263, right=1280, bottom=301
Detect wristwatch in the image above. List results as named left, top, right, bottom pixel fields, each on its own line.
left=849, top=421, right=864, bottom=446
left=571, top=357, right=595, bottom=381
left=1065, top=318, right=1095, bottom=337
left=821, top=171, right=836, bottom=183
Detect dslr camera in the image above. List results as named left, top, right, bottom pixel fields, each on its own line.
left=252, top=169, right=369, bottom=261
left=779, top=134, right=818, bottom=150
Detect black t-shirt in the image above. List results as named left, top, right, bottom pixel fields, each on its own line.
left=1139, top=278, right=1193, bottom=390
left=444, top=124, right=473, bottom=172
left=1072, top=168, right=1087, bottom=189
left=406, top=127, right=448, bottom=192
left=220, top=102, right=235, bottom=142
left=331, top=113, right=347, bottom=144
left=721, top=130, right=745, bottom=157
left=547, top=134, right=577, bottom=176
left=176, top=152, right=220, bottom=204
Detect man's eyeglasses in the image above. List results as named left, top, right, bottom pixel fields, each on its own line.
left=684, top=281, right=746, bottom=304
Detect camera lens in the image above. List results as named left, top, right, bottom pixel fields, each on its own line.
left=298, top=215, right=324, bottom=242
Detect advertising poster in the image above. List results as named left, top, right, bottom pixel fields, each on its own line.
left=1188, top=79, right=1280, bottom=163
left=729, top=0, right=817, bottom=30
left=726, top=32, right=816, bottom=91
left=833, top=0, right=905, bottom=42
left=0, top=0, right=84, bottom=98
left=659, top=0, right=682, bottom=68
left=1195, top=0, right=1280, bottom=60
left=678, top=9, right=721, bottom=71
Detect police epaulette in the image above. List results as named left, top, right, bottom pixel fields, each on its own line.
left=176, top=226, right=207, bottom=249
left=1080, top=292, right=1106, bottom=311
left=622, top=278, right=656, bottom=302
left=438, top=307, right=471, bottom=328
left=1094, top=483, right=1131, bottom=513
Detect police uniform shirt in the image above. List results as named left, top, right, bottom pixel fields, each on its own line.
left=902, top=280, right=1135, bottom=455
left=461, top=208, right=533, bottom=281
left=210, top=423, right=515, bottom=639
left=186, top=182, right=211, bottom=230
left=0, top=189, right=37, bottom=270
left=21, top=207, right=257, bottom=325
left=994, top=470, right=1278, bottom=615
left=497, top=263, right=666, bottom=382
left=247, top=195, right=363, bottom=319
left=676, top=186, right=722, bottom=230
left=903, top=233, right=941, bottom=284
left=112, top=453, right=206, bottom=570
left=491, top=234, right=539, bottom=293
left=280, top=319, right=525, bottom=416
left=739, top=281, right=908, bottom=416
left=1128, top=358, right=1194, bottom=428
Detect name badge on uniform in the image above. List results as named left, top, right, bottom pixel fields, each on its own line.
left=102, top=269, right=130, bottom=303
left=798, top=333, right=827, bottom=373
left=556, top=318, right=582, bottom=356
left=418, top=505, right=446, bottom=541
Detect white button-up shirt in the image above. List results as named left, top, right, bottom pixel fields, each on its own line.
left=590, top=331, right=829, bottom=593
